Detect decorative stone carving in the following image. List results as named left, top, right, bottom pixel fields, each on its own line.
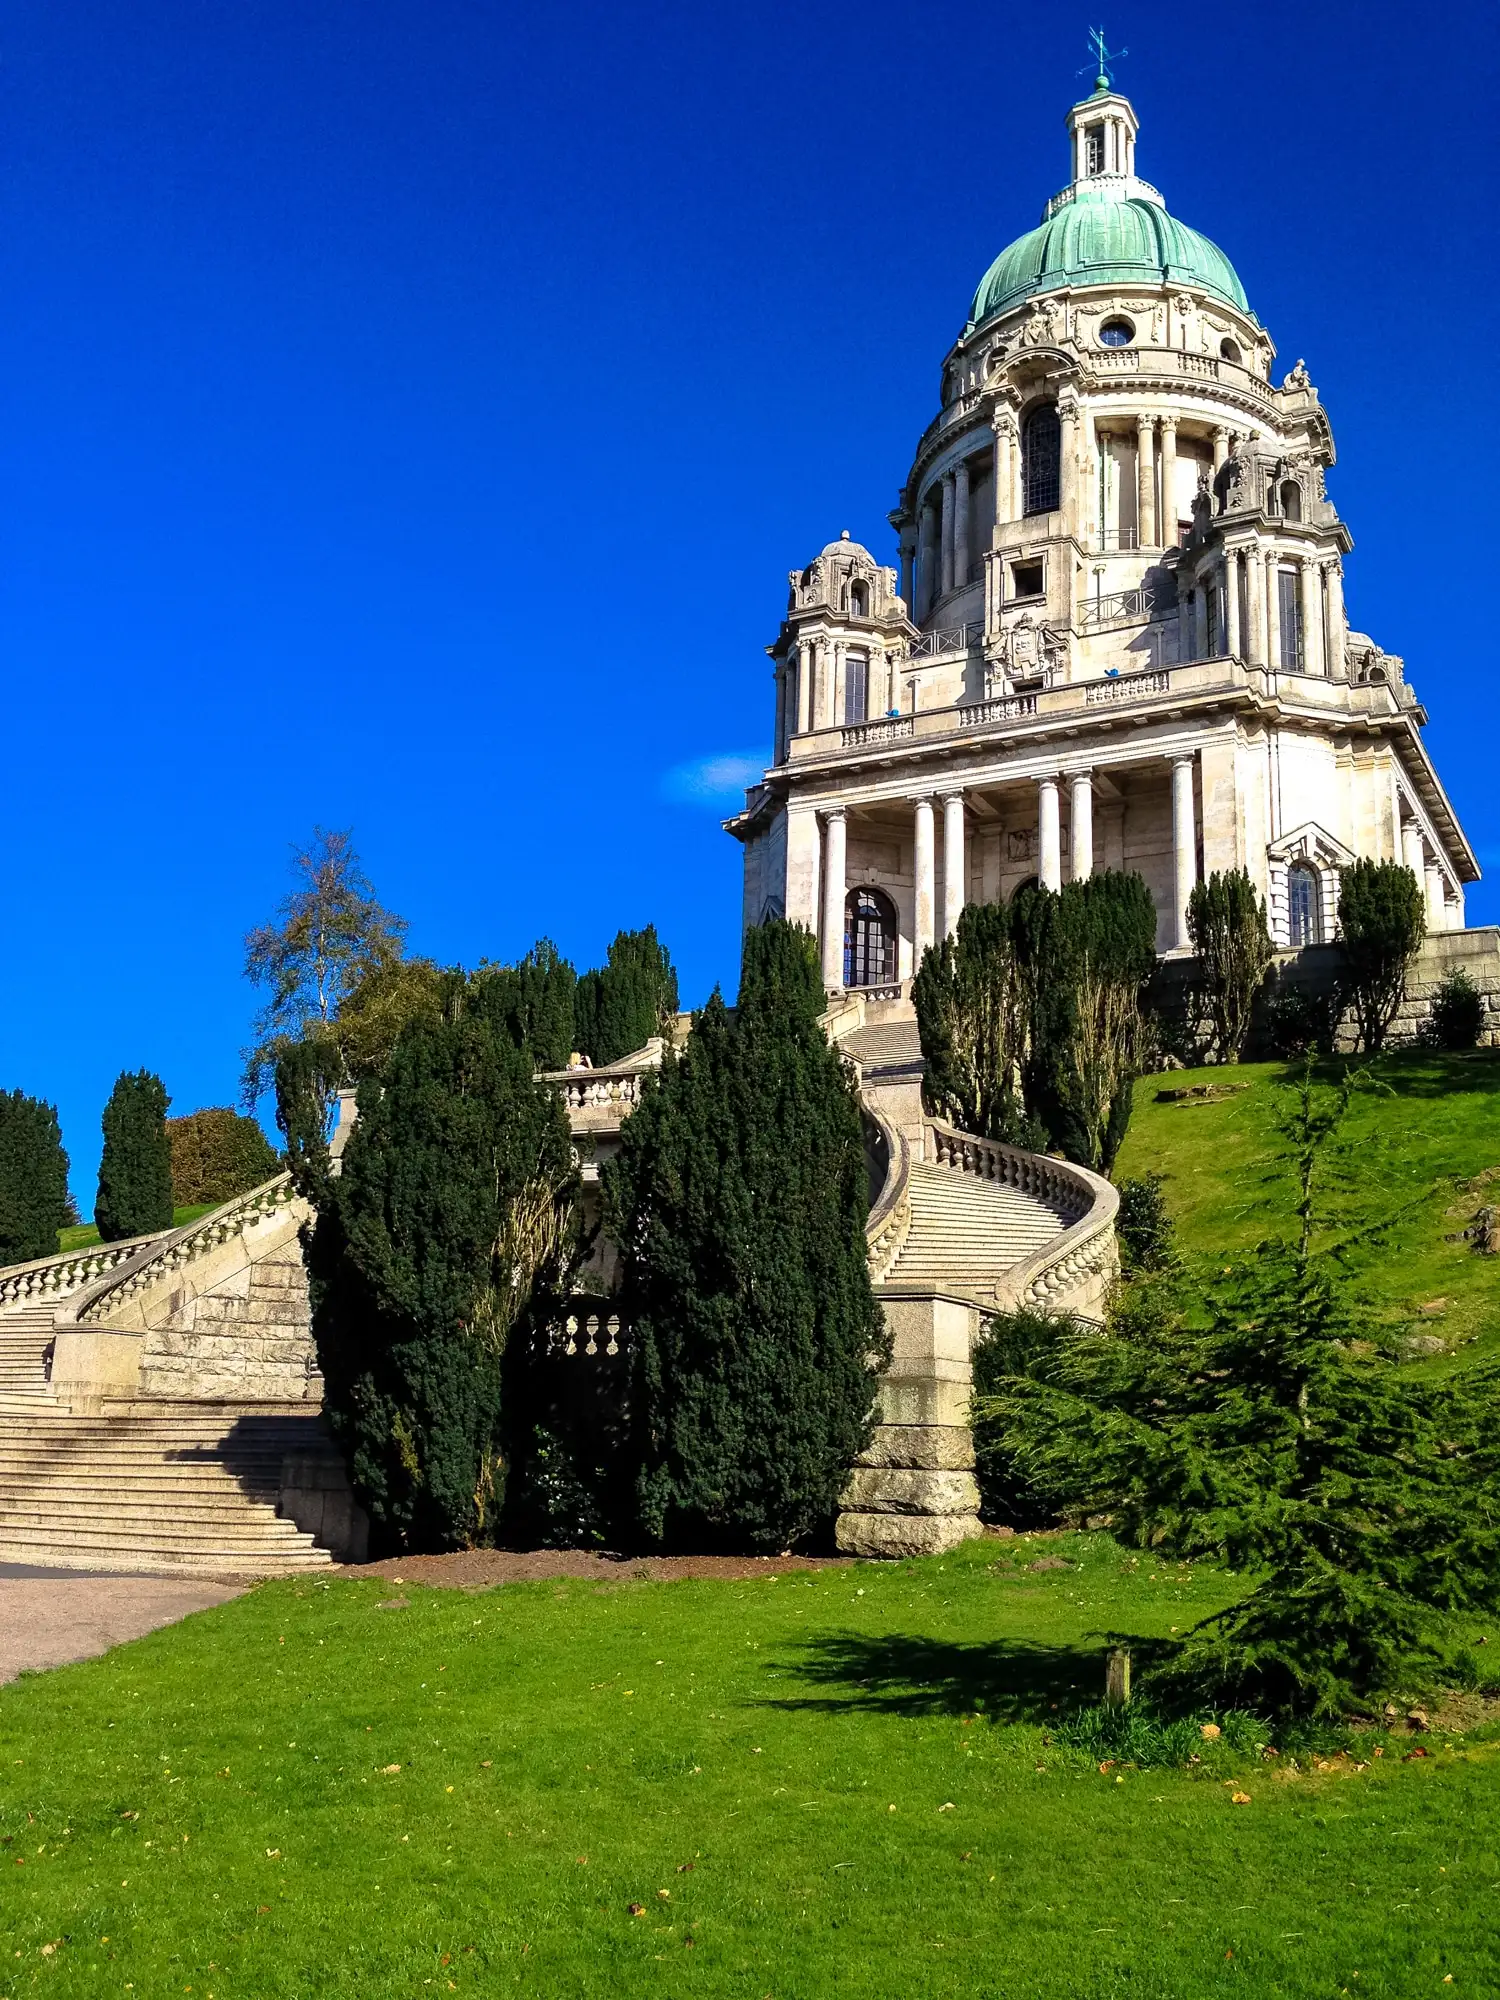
left=1006, top=828, right=1039, bottom=863
left=1282, top=358, right=1311, bottom=391
left=986, top=613, right=1065, bottom=695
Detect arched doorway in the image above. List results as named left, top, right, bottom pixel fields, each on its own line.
left=844, top=887, right=898, bottom=989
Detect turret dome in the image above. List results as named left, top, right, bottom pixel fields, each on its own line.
left=968, top=88, right=1249, bottom=328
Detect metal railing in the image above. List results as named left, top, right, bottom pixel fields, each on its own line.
left=1079, top=582, right=1167, bottom=629
left=908, top=621, right=985, bottom=661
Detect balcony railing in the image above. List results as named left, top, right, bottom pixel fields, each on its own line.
left=908, top=620, right=985, bottom=660
left=1079, top=581, right=1169, bottom=629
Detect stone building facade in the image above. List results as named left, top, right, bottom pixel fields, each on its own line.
left=728, top=85, right=1477, bottom=982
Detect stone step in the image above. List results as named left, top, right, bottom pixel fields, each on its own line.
left=0, top=1532, right=332, bottom=1576
left=0, top=1504, right=322, bottom=1528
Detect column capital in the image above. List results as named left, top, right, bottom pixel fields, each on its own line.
left=936, top=786, right=967, bottom=805
left=1159, top=413, right=1179, bottom=436
left=1170, top=751, right=1196, bottom=770
left=822, top=805, right=847, bottom=825
left=1135, top=410, right=1155, bottom=434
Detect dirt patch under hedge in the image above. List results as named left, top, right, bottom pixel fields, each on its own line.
left=333, top=1548, right=856, bottom=1588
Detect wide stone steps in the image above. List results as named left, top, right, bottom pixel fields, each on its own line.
left=0, top=1305, right=55, bottom=1395
left=0, top=1407, right=340, bottom=1575
left=882, top=1160, right=1070, bottom=1301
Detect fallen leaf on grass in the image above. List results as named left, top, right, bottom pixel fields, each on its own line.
left=380, top=1764, right=402, bottom=1775
left=265, top=1849, right=280, bottom=1859
left=1230, top=1792, right=1252, bottom=1805
left=627, top=1904, right=647, bottom=1918
left=938, top=1802, right=956, bottom=1812
left=1200, top=1724, right=1221, bottom=1741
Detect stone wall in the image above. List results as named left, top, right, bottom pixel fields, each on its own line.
left=135, top=1223, right=321, bottom=1404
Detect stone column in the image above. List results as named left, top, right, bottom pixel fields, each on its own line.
left=1299, top=556, right=1323, bottom=676
left=1037, top=777, right=1062, bottom=892
left=1324, top=559, right=1347, bottom=677
left=1425, top=862, right=1448, bottom=931
left=1265, top=553, right=1283, bottom=672
left=953, top=462, right=971, bottom=591
left=821, top=809, right=847, bottom=990
left=795, top=642, right=813, bottom=735
left=773, top=665, right=787, bottom=763
left=913, top=797, right=936, bottom=965
left=1058, top=397, right=1079, bottom=530
left=1171, top=755, right=1197, bottom=950
left=917, top=501, right=938, bottom=622
left=899, top=538, right=915, bottom=614
left=1158, top=416, right=1178, bottom=545
left=1402, top=819, right=1427, bottom=882
left=941, top=791, right=967, bottom=939
left=1212, top=426, right=1230, bottom=475
left=1136, top=414, right=1157, bottom=548
left=1177, top=581, right=1193, bottom=663
left=992, top=409, right=1013, bottom=531
left=785, top=805, right=822, bottom=932
left=1223, top=551, right=1240, bottom=658
left=1069, top=771, right=1094, bottom=881
left=832, top=640, right=846, bottom=727
left=817, top=638, right=836, bottom=729
left=939, top=472, right=956, bottom=599
left=1246, top=548, right=1267, bottom=666
left=1194, top=582, right=1209, bottom=661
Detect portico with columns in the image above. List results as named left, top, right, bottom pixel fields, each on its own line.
left=729, top=79, right=1478, bottom=995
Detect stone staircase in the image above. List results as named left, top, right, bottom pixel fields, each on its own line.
left=0, top=1186, right=363, bottom=1575
left=0, top=1304, right=56, bottom=1400
left=0, top=1405, right=339, bottom=1575
left=882, top=1159, right=1071, bottom=1304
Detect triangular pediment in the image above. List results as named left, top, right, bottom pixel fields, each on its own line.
left=1267, top=820, right=1354, bottom=870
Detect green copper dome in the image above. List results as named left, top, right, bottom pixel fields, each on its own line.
left=969, top=192, right=1248, bottom=326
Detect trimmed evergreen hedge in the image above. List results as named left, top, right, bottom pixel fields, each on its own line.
left=95, top=1070, right=174, bottom=1243
left=605, top=920, right=889, bottom=1552
left=0, top=1089, right=72, bottom=1264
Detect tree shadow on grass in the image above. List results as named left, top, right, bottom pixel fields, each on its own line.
left=763, top=1631, right=1129, bottom=1726
left=1320, top=1048, right=1500, bottom=1104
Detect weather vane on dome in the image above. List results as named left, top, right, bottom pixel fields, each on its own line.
left=1080, top=25, right=1126, bottom=93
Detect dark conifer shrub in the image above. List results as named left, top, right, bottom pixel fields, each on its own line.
left=167, top=1108, right=281, bottom=1207
left=575, top=925, right=680, bottom=1067
left=1014, top=872, right=1158, bottom=1172
left=605, top=920, right=889, bottom=1552
left=95, top=1070, right=174, bottom=1242
left=1115, top=1173, right=1176, bottom=1271
left=1187, top=869, right=1273, bottom=1063
left=1336, top=859, right=1425, bottom=1053
left=294, top=999, right=579, bottom=1553
left=912, top=901, right=1029, bottom=1141
left=472, top=940, right=576, bottom=1071
left=0, top=1090, right=72, bottom=1264
left=1426, top=969, right=1485, bottom=1051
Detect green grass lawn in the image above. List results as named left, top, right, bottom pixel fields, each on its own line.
left=56, top=1207, right=216, bottom=1255
left=4, top=1537, right=1498, bottom=1997
left=1114, top=1050, right=1500, bottom=1365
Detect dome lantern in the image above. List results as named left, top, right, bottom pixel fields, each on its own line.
left=967, top=86, right=1250, bottom=329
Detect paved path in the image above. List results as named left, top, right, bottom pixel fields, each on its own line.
left=0, top=1568, right=245, bottom=1684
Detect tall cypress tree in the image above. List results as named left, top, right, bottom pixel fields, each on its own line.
left=912, top=900, right=1028, bottom=1140
left=293, top=988, right=579, bottom=1553
left=575, top=925, right=680, bottom=1066
left=0, top=1090, right=72, bottom=1264
left=95, top=1070, right=174, bottom=1242
left=605, top=920, right=889, bottom=1551
left=472, top=940, right=577, bottom=1071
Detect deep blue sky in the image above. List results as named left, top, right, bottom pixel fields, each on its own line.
left=2, top=1, right=1496, bottom=1199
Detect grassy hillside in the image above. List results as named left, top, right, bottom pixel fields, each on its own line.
left=4, top=1538, right=1498, bottom=1996
left=56, top=1205, right=216, bottom=1254
left=1114, top=1049, right=1500, bottom=1366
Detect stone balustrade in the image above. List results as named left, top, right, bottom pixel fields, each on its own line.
left=534, top=1303, right=630, bottom=1360
left=863, top=1104, right=912, bottom=1285
left=926, top=1121, right=1094, bottom=1220
left=0, top=1230, right=169, bottom=1309
left=552, top=1069, right=647, bottom=1114
left=75, top=1175, right=297, bottom=1326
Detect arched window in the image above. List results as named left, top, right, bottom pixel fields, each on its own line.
left=1022, top=404, right=1061, bottom=517
left=1287, top=864, right=1320, bottom=947
left=1219, top=337, right=1242, bottom=365
left=849, top=580, right=869, bottom=618
left=1280, top=480, right=1302, bottom=522
left=844, top=887, right=897, bottom=989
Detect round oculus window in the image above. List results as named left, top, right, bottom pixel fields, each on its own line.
left=1098, top=317, right=1134, bottom=348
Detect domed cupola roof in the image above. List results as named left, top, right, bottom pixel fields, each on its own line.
left=968, top=87, right=1249, bottom=328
